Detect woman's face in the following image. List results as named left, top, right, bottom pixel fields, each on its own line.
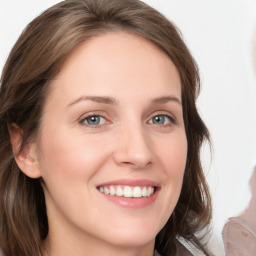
left=35, top=32, right=187, bottom=251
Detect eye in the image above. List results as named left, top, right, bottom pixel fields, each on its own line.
left=80, top=115, right=106, bottom=126
left=148, top=114, right=174, bottom=125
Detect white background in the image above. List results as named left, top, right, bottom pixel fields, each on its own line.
left=1, top=1, right=256, bottom=255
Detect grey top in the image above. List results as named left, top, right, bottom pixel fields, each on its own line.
left=175, top=241, right=193, bottom=256
left=154, top=240, right=193, bottom=256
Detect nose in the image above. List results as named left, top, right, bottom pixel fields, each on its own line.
left=113, top=124, right=153, bottom=169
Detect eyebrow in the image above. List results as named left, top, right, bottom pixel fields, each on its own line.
left=67, top=96, right=118, bottom=108
left=152, top=96, right=181, bottom=105
left=67, top=95, right=181, bottom=108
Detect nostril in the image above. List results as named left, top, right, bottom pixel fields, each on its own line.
left=120, top=160, right=152, bottom=169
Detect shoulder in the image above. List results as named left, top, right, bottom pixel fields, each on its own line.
left=175, top=240, right=193, bottom=256
left=155, top=240, right=194, bottom=256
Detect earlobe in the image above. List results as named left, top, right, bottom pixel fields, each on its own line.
left=8, top=123, right=42, bottom=179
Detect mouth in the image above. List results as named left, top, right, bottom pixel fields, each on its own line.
left=96, top=179, right=160, bottom=208
left=97, top=185, right=156, bottom=198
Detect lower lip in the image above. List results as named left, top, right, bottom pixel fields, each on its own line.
left=98, top=189, right=159, bottom=209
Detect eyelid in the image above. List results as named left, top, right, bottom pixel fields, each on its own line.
left=77, top=111, right=177, bottom=129
left=147, top=112, right=176, bottom=124
left=79, top=112, right=111, bottom=128
left=82, top=115, right=106, bottom=124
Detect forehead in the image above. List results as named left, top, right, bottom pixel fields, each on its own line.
left=47, top=32, right=181, bottom=104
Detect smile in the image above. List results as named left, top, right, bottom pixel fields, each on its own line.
left=98, top=185, right=155, bottom=198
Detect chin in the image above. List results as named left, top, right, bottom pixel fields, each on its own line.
left=100, top=223, right=160, bottom=248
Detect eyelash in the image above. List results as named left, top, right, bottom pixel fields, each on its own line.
left=148, top=114, right=176, bottom=126
left=80, top=114, right=108, bottom=128
left=79, top=113, right=176, bottom=128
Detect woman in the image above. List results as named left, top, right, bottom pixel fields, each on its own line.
left=0, top=0, right=212, bottom=255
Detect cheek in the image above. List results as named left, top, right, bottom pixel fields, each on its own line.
left=38, top=136, right=87, bottom=222
left=157, top=132, right=187, bottom=177
left=155, top=132, right=187, bottom=207
left=37, top=128, right=113, bottom=188
left=147, top=132, right=187, bottom=230
left=37, top=130, right=112, bottom=219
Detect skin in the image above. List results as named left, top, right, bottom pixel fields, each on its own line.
left=13, top=32, right=187, bottom=256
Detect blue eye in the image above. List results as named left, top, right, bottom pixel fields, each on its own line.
left=149, top=115, right=173, bottom=125
left=81, top=116, right=106, bottom=126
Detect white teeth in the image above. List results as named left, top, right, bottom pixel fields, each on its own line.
left=124, top=186, right=133, bottom=197
left=142, top=187, right=147, bottom=197
left=147, top=187, right=152, bottom=196
left=109, top=186, right=116, bottom=196
left=133, top=186, right=142, bottom=198
left=104, top=187, right=110, bottom=194
left=98, top=185, right=155, bottom=198
left=116, top=186, right=124, bottom=196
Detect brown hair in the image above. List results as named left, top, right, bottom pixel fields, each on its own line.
left=0, top=0, right=212, bottom=255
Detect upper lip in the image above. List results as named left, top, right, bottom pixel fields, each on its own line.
left=96, top=179, right=160, bottom=188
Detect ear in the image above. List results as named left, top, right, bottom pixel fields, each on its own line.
left=8, top=123, right=41, bottom=179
